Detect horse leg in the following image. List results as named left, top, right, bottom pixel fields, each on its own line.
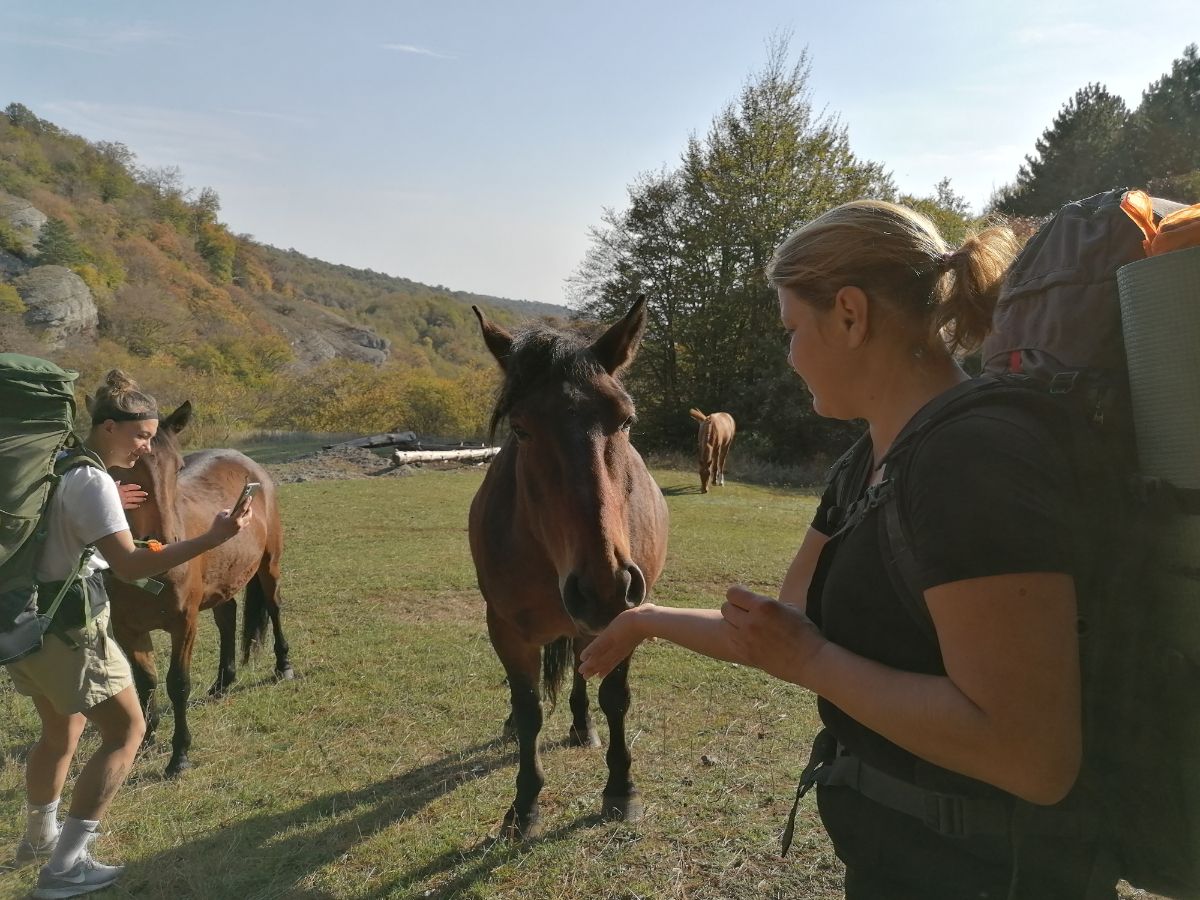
left=113, top=625, right=160, bottom=746
left=488, top=610, right=545, bottom=839
left=598, top=658, right=642, bottom=821
left=699, top=452, right=711, bottom=493
left=164, top=615, right=198, bottom=778
left=567, top=639, right=601, bottom=748
left=716, top=441, right=729, bottom=487
left=208, top=601, right=237, bottom=697
left=259, top=564, right=295, bottom=681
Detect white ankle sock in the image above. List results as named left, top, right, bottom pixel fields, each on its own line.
left=24, top=798, right=60, bottom=847
left=47, top=817, right=99, bottom=873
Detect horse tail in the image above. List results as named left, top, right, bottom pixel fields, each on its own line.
left=242, top=572, right=270, bottom=664
left=688, top=408, right=707, bottom=423
left=542, top=636, right=572, bottom=710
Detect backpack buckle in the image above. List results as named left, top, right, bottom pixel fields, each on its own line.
left=925, top=793, right=968, bottom=837
left=1049, top=371, right=1079, bottom=394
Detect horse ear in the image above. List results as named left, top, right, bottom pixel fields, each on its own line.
left=161, top=401, right=192, bottom=435
left=591, top=295, right=647, bottom=376
left=473, top=305, right=514, bottom=370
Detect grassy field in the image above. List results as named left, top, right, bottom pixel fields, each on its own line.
left=0, top=468, right=842, bottom=900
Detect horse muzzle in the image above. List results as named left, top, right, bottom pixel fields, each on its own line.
left=561, top=564, right=646, bottom=633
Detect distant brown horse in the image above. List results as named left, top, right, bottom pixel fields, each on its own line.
left=688, top=408, right=735, bottom=493
left=468, top=297, right=669, bottom=839
left=103, top=401, right=294, bottom=777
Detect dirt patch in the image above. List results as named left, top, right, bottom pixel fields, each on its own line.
left=264, top=444, right=488, bottom=484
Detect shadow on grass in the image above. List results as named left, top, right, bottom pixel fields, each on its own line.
left=658, top=483, right=703, bottom=497
left=120, top=737, right=606, bottom=899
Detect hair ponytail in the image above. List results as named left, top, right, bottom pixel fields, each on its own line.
left=932, top=226, right=1021, bottom=355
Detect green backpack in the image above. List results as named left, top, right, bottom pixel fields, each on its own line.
left=0, top=353, right=102, bottom=664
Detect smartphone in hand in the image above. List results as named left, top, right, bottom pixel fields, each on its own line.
left=233, top=481, right=261, bottom=517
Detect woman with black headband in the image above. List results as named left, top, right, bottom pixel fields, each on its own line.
left=5, top=369, right=252, bottom=900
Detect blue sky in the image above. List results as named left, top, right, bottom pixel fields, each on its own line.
left=2, top=1, right=1197, bottom=306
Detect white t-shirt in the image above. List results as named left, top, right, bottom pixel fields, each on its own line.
left=35, top=464, right=129, bottom=582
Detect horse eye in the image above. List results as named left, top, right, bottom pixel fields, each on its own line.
left=511, top=424, right=531, bottom=441
left=620, top=416, right=636, bottom=433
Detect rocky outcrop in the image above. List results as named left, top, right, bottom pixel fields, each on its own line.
left=269, top=301, right=391, bottom=366
left=0, top=248, right=29, bottom=277
left=15, top=265, right=98, bottom=348
left=0, top=191, right=47, bottom=254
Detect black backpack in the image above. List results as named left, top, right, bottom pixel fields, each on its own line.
left=789, top=190, right=1200, bottom=897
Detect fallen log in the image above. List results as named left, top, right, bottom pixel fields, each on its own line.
left=391, top=446, right=501, bottom=465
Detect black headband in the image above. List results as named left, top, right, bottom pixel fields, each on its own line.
left=93, top=409, right=158, bottom=425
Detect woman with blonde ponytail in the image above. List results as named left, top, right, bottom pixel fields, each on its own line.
left=580, top=201, right=1105, bottom=897
left=5, top=369, right=252, bottom=899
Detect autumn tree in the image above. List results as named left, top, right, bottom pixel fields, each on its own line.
left=572, top=37, right=892, bottom=458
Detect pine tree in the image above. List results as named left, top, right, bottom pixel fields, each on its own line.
left=994, top=83, right=1130, bottom=216
left=33, top=218, right=84, bottom=267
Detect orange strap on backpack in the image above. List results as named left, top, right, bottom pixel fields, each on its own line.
left=1120, top=189, right=1200, bottom=256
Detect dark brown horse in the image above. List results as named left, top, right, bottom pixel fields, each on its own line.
left=103, top=401, right=294, bottom=777
left=688, top=408, right=735, bottom=493
left=468, top=297, right=669, bottom=839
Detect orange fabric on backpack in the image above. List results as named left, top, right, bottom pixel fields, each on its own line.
left=1120, top=190, right=1200, bottom=256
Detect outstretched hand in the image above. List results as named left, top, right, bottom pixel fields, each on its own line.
left=209, top=503, right=254, bottom=544
left=578, top=605, right=650, bottom=680
left=721, top=584, right=827, bottom=686
left=114, top=481, right=148, bottom=510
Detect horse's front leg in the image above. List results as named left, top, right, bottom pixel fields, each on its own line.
left=488, top=612, right=545, bottom=839
left=113, top=625, right=160, bottom=746
left=208, top=600, right=237, bottom=697
left=598, top=657, right=642, bottom=821
left=164, top=615, right=198, bottom=778
left=568, top=638, right=601, bottom=747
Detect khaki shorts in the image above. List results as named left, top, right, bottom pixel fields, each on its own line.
left=5, top=605, right=134, bottom=715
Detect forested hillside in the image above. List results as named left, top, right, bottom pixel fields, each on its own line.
left=0, top=102, right=563, bottom=442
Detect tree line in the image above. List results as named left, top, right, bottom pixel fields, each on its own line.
left=569, top=41, right=1200, bottom=467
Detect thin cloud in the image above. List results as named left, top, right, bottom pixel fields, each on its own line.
left=0, top=22, right=174, bottom=55
left=381, top=42, right=455, bottom=59
left=221, top=108, right=316, bottom=127
left=1015, top=22, right=1120, bottom=45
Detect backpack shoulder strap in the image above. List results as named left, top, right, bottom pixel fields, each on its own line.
left=876, top=377, right=1052, bottom=646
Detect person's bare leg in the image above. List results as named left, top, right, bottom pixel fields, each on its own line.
left=68, top=685, right=145, bottom=821
left=27, top=694, right=86, bottom=806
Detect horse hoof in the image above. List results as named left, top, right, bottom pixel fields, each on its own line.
left=601, top=792, right=643, bottom=822
left=165, top=757, right=191, bottom=779
left=207, top=682, right=231, bottom=698
left=567, top=726, right=601, bottom=748
left=274, top=666, right=296, bottom=682
left=501, top=807, right=541, bottom=841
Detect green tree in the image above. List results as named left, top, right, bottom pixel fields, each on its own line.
left=33, top=217, right=85, bottom=266
left=1124, top=44, right=1200, bottom=202
left=573, top=37, right=892, bottom=457
left=994, top=83, right=1130, bottom=216
left=900, top=178, right=978, bottom=246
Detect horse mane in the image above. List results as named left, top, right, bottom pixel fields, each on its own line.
left=488, top=325, right=605, bottom=442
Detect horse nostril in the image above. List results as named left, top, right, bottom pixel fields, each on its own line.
left=625, top=564, right=646, bottom=608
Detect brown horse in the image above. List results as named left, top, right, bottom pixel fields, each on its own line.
left=103, top=401, right=294, bottom=777
left=468, top=297, right=669, bottom=839
left=688, top=408, right=735, bottom=493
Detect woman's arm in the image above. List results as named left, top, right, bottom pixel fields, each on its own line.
left=94, top=507, right=252, bottom=582
left=581, top=570, right=1081, bottom=805
left=722, top=571, right=1081, bottom=804
left=778, top=527, right=828, bottom=608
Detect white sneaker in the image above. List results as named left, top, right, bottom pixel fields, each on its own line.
left=32, top=852, right=124, bottom=899
left=16, top=834, right=59, bottom=866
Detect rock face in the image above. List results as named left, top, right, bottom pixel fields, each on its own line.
left=15, top=265, right=98, bottom=348
left=0, top=248, right=29, bottom=277
left=0, top=191, right=48, bottom=254
left=269, top=302, right=391, bottom=366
